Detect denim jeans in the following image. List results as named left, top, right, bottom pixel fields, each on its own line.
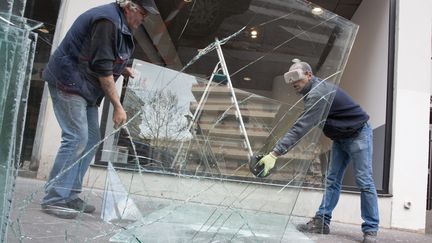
left=42, top=84, right=100, bottom=205
left=316, top=123, right=379, bottom=232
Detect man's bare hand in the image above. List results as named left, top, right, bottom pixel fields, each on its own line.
left=122, top=67, right=135, bottom=79
left=113, top=106, right=127, bottom=129
left=99, top=75, right=127, bottom=128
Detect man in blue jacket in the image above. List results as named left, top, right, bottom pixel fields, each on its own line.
left=258, top=61, right=379, bottom=243
left=41, top=0, right=159, bottom=219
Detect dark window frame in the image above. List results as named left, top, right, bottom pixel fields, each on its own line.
left=381, top=0, right=396, bottom=195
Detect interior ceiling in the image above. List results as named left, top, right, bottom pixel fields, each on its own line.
left=309, top=0, right=363, bottom=20
left=144, top=0, right=365, bottom=92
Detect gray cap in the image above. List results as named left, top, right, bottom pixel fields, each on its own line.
left=133, top=0, right=159, bottom=15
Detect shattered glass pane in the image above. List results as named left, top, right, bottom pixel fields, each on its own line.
left=102, top=58, right=336, bottom=242
left=7, top=0, right=358, bottom=242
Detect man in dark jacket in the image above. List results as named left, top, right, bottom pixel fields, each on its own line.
left=41, top=0, right=159, bottom=219
left=257, top=61, right=379, bottom=243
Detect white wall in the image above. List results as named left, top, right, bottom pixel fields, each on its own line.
left=340, top=0, right=389, bottom=128
left=390, top=0, right=431, bottom=231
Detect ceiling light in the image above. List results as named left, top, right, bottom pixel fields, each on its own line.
left=250, top=29, right=258, bottom=39
left=243, top=77, right=252, bottom=81
left=311, top=7, right=323, bottom=15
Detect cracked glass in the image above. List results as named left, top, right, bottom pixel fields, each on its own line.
left=0, top=7, right=41, bottom=242
left=6, top=0, right=358, bottom=242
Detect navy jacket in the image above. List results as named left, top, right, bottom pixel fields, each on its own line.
left=42, top=3, right=134, bottom=105
left=273, top=77, right=369, bottom=155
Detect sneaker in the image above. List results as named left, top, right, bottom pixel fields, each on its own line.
left=41, top=203, right=79, bottom=219
left=296, top=217, right=330, bottom=234
left=363, top=231, right=377, bottom=243
left=66, top=198, right=96, bottom=214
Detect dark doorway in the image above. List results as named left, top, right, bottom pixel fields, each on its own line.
left=19, top=0, right=61, bottom=173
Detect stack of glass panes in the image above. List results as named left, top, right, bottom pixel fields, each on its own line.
left=0, top=11, right=40, bottom=241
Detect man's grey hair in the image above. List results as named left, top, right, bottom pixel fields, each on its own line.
left=117, top=0, right=138, bottom=10
left=289, top=60, right=313, bottom=73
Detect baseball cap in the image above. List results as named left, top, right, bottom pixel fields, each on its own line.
left=132, top=0, right=159, bottom=15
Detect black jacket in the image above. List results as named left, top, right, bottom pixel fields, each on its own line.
left=273, top=77, right=369, bottom=155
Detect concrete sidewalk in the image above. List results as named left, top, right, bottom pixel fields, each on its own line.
left=7, top=177, right=432, bottom=243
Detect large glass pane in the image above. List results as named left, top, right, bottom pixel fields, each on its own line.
left=0, top=11, right=40, bottom=242
left=8, top=0, right=358, bottom=242
left=100, top=58, right=337, bottom=241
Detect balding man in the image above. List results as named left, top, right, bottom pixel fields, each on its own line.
left=258, top=61, right=379, bottom=243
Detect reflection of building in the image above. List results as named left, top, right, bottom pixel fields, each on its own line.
left=187, top=81, right=317, bottom=179
left=17, top=0, right=432, bottom=234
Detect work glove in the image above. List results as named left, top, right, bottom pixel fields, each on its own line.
left=258, top=153, right=277, bottom=177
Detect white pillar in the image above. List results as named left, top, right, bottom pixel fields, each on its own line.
left=390, top=0, right=432, bottom=231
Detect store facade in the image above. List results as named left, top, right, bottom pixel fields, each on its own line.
left=21, top=0, right=432, bottom=233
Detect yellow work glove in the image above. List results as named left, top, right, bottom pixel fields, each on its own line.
left=258, top=153, right=277, bottom=176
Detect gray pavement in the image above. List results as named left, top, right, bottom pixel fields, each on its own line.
left=6, top=177, right=432, bottom=243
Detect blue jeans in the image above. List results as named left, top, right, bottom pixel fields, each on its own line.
left=42, top=84, right=100, bottom=205
left=316, top=123, right=379, bottom=232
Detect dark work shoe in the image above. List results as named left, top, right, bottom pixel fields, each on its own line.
left=296, top=217, right=330, bottom=234
left=362, top=231, right=377, bottom=243
left=41, top=203, right=79, bottom=219
left=66, top=198, right=96, bottom=214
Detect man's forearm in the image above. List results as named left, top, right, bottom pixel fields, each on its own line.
left=99, top=75, right=121, bottom=108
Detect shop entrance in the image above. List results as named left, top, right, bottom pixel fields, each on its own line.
left=19, top=0, right=61, bottom=174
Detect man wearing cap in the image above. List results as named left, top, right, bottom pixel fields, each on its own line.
left=41, top=0, right=159, bottom=219
left=257, top=61, right=379, bottom=243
